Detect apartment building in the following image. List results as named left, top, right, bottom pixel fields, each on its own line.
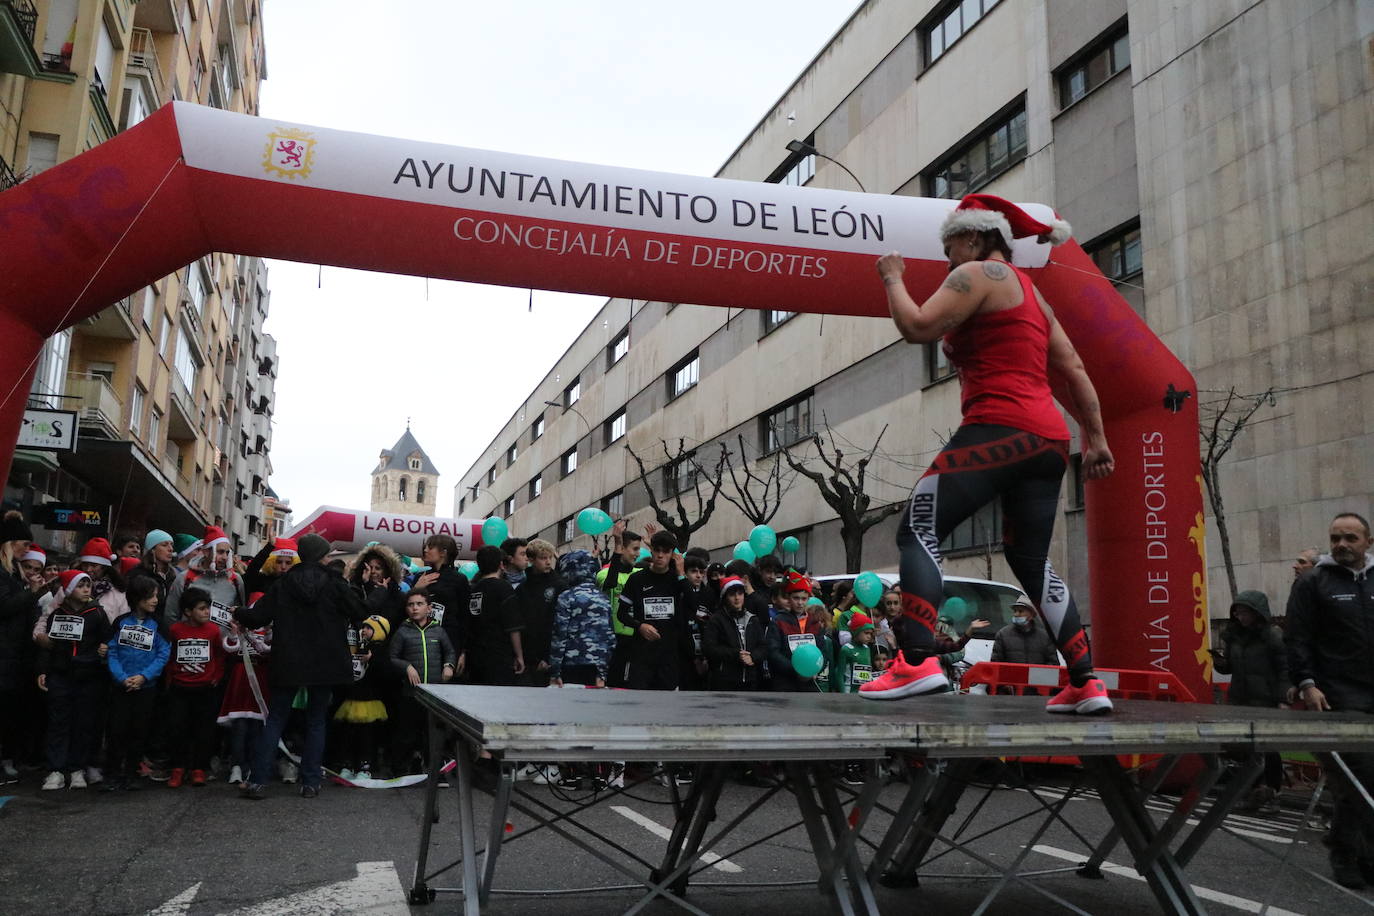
left=0, top=0, right=280, bottom=556
left=455, top=0, right=1372, bottom=620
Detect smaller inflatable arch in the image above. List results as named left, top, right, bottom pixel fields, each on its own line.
left=0, top=101, right=1208, bottom=698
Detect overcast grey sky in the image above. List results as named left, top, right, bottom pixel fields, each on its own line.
left=260, top=0, right=859, bottom=519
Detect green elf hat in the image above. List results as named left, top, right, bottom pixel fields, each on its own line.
left=173, top=533, right=201, bottom=557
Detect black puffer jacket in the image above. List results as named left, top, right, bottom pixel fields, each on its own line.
left=237, top=561, right=368, bottom=687
left=1287, top=555, right=1374, bottom=707
left=0, top=564, right=40, bottom=690
left=348, top=544, right=406, bottom=627
left=1214, top=589, right=1287, bottom=707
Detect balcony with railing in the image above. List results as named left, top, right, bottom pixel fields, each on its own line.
left=0, top=0, right=41, bottom=78
left=0, top=153, right=18, bottom=190
left=127, top=28, right=166, bottom=107
left=67, top=373, right=125, bottom=440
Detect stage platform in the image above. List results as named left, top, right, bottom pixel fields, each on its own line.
left=409, top=685, right=1374, bottom=915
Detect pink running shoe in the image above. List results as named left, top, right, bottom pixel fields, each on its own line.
left=859, top=651, right=950, bottom=700
left=1046, top=677, right=1114, bottom=715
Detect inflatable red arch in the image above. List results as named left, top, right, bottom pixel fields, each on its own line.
left=0, top=102, right=1210, bottom=698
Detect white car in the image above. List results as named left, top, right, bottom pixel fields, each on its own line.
left=809, top=572, right=1060, bottom=681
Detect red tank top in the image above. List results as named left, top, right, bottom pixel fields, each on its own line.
left=941, top=266, right=1070, bottom=441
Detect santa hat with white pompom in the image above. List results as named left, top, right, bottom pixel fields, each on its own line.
left=939, top=193, right=1072, bottom=249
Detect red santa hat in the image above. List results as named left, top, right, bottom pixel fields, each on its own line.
left=202, top=525, right=230, bottom=550
left=59, top=569, right=91, bottom=592
left=117, top=556, right=142, bottom=578
left=77, top=537, right=114, bottom=566
left=246, top=591, right=265, bottom=606
left=270, top=537, right=299, bottom=558
left=939, top=193, right=1072, bottom=249
left=781, top=570, right=812, bottom=595
left=719, top=576, right=747, bottom=595
left=21, top=545, right=46, bottom=564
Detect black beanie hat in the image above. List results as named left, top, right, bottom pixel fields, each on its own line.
left=0, top=510, right=32, bottom=544
left=297, top=533, right=331, bottom=564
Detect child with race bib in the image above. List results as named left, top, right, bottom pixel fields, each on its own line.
left=217, top=592, right=272, bottom=788
left=102, top=575, right=170, bottom=791
left=37, top=571, right=113, bottom=791
left=165, top=586, right=224, bottom=788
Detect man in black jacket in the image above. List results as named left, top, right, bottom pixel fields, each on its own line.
left=617, top=531, right=693, bottom=690
left=415, top=534, right=471, bottom=674
left=237, top=533, right=368, bottom=799
left=506, top=539, right=560, bottom=686
left=1287, top=512, right=1374, bottom=888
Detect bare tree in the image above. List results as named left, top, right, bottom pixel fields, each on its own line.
left=780, top=422, right=902, bottom=573
left=624, top=438, right=727, bottom=549
left=1199, top=386, right=1275, bottom=599
left=717, top=434, right=797, bottom=527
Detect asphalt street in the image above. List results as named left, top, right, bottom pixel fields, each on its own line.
left=0, top=762, right=1367, bottom=915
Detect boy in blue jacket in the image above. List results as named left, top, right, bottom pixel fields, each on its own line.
left=103, top=575, right=170, bottom=790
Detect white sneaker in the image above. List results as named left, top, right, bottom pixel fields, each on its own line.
left=68, top=770, right=87, bottom=789
left=339, top=768, right=355, bottom=781
left=42, top=771, right=65, bottom=791
left=356, top=764, right=372, bottom=781
left=608, top=764, right=625, bottom=789
left=228, top=765, right=243, bottom=785
left=515, top=763, right=539, bottom=781
left=279, top=760, right=298, bottom=784
left=0, top=760, right=18, bottom=784
left=84, top=767, right=103, bottom=785
left=531, top=765, right=560, bottom=785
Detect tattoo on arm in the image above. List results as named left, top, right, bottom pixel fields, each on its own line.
left=981, top=261, right=1009, bottom=281
left=942, top=271, right=973, bottom=294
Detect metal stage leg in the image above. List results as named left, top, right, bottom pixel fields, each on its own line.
left=866, top=758, right=935, bottom=884
left=408, top=710, right=445, bottom=906
left=884, top=758, right=976, bottom=887
left=651, top=762, right=729, bottom=900
left=478, top=763, right=516, bottom=906
left=813, top=761, right=884, bottom=916
left=785, top=762, right=843, bottom=905
left=453, top=740, right=482, bottom=916
left=1173, top=754, right=1261, bottom=866
left=1080, top=754, right=1184, bottom=878
left=1138, top=754, right=1225, bottom=869
left=1085, top=756, right=1206, bottom=916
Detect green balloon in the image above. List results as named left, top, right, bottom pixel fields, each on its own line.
left=781, top=536, right=801, bottom=554
left=940, top=595, right=969, bottom=624
left=853, top=571, right=885, bottom=609
left=637, top=546, right=651, bottom=562
left=458, top=561, right=479, bottom=580
left=577, top=507, right=613, bottom=536
left=748, top=525, right=777, bottom=558
left=733, top=541, right=756, bottom=564
left=481, top=516, right=509, bottom=547
left=791, top=643, right=824, bottom=678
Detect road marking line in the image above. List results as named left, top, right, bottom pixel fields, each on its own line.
left=611, top=805, right=744, bottom=873
left=1032, top=845, right=1303, bottom=916
left=1015, top=788, right=1295, bottom=842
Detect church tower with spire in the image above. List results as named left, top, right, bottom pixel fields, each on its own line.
left=371, top=425, right=440, bottom=516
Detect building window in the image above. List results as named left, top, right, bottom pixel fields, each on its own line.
left=131, top=385, right=146, bottom=438
left=409, top=456, right=421, bottom=470
left=149, top=408, right=162, bottom=449
left=459, top=496, right=466, bottom=515
left=559, top=517, right=576, bottom=544
left=602, top=490, right=623, bottom=518
left=561, top=447, right=578, bottom=478
left=927, top=341, right=957, bottom=383
left=925, top=103, right=1027, bottom=199
left=664, top=454, right=697, bottom=497
left=604, top=408, right=627, bottom=447
left=398, top=476, right=409, bottom=502
left=762, top=310, right=795, bottom=334
left=1084, top=221, right=1143, bottom=286
left=925, top=0, right=1002, bottom=64
left=779, top=153, right=815, bottom=187
left=529, top=475, right=542, bottom=500
left=607, top=329, right=629, bottom=368
left=417, top=480, right=426, bottom=503
left=507, top=442, right=518, bottom=467
left=531, top=414, right=545, bottom=441
left=1058, top=28, right=1130, bottom=108
left=942, top=500, right=1001, bottom=553
left=762, top=392, right=814, bottom=452
left=564, top=377, right=581, bottom=407
left=504, top=495, right=516, bottom=517
left=174, top=325, right=200, bottom=392
left=184, top=262, right=209, bottom=316
left=667, top=351, right=700, bottom=401
left=488, top=465, right=497, bottom=485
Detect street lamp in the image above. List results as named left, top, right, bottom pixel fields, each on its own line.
left=543, top=399, right=592, bottom=436
left=785, top=139, right=866, bottom=193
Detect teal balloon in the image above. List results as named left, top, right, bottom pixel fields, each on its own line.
left=481, top=516, right=509, bottom=547
left=638, top=546, right=651, bottom=562
left=366, top=541, right=380, bottom=547
left=577, top=507, right=613, bottom=536
left=733, top=541, right=756, bottom=563
left=791, top=643, right=825, bottom=678
left=940, top=595, right=969, bottom=624
left=853, top=571, right=885, bottom=609
left=458, top=561, right=479, bottom=581
left=806, top=596, right=826, bottom=609
left=781, top=536, right=801, bottom=554
left=748, top=525, right=777, bottom=558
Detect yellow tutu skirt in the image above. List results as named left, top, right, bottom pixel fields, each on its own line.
left=333, top=699, right=388, bottom=724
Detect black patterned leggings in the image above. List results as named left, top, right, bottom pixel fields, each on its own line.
left=896, top=424, right=1093, bottom=683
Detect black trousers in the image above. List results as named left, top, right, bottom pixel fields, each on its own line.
left=44, top=672, right=105, bottom=772
left=166, top=684, right=220, bottom=771
left=105, top=686, right=158, bottom=777
left=897, top=423, right=1091, bottom=680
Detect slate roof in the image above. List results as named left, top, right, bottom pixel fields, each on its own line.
left=377, top=428, right=440, bottom=476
